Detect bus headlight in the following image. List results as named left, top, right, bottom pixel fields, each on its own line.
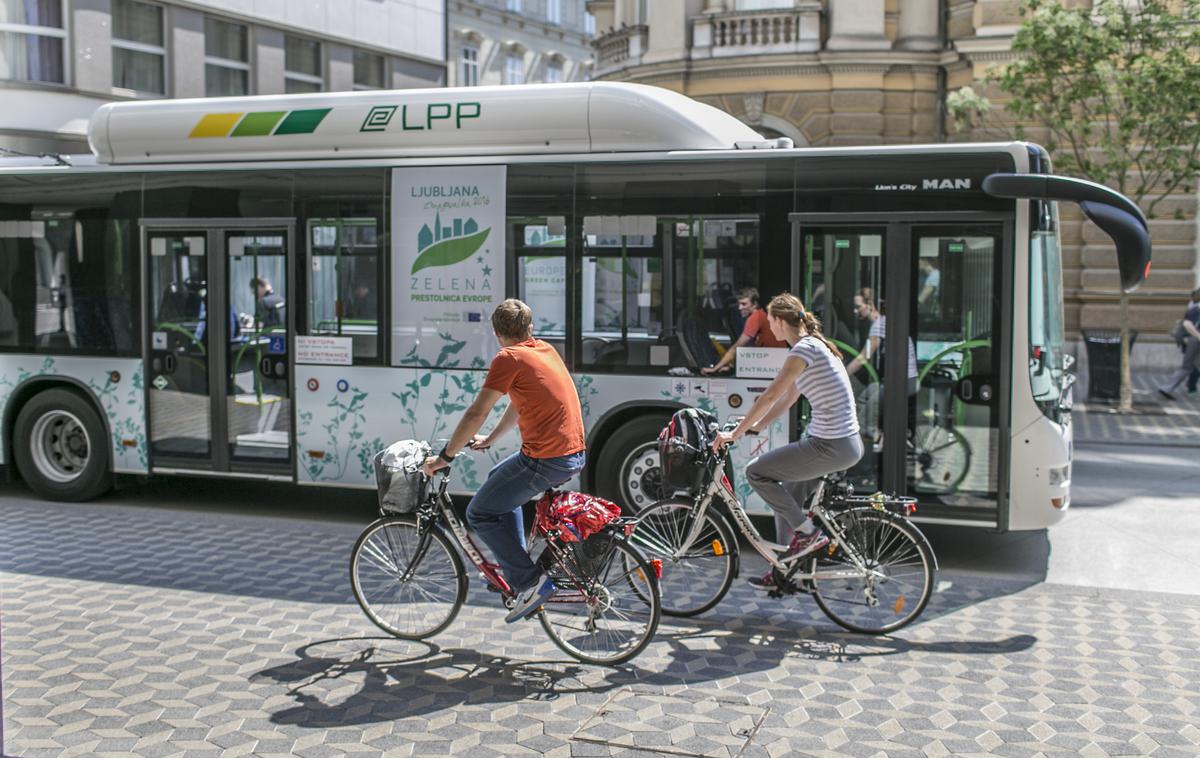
left=1047, top=464, right=1070, bottom=486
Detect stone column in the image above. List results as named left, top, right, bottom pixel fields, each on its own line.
left=170, top=6, right=205, bottom=99
left=896, top=0, right=942, bottom=51
left=255, top=27, right=285, bottom=96
left=826, top=0, right=891, bottom=51
left=72, top=0, right=112, bottom=95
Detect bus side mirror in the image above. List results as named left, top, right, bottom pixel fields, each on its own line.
left=982, top=173, right=1151, bottom=293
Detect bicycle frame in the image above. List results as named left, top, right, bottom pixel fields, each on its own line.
left=410, top=472, right=515, bottom=597
left=668, top=450, right=877, bottom=583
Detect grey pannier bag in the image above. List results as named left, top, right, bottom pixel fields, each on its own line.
left=373, top=439, right=432, bottom=514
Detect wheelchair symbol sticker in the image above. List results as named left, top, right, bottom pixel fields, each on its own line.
left=268, top=335, right=286, bottom=355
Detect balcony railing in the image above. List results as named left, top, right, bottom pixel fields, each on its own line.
left=593, top=24, right=649, bottom=75
left=692, top=4, right=821, bottom=59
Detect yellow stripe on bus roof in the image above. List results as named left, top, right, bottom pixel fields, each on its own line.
left=189, top=113, right=244, bottom=138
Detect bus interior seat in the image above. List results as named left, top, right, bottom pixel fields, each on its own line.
left=675, top=315, right=720, bottom=369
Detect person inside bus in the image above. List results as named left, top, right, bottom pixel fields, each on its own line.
left=421, top=298, right=586, bottom=623
left=344, top=277, right=377, bottom=321
left=251, top=277, right=285, bottom=330
left=917, top=258, right=941, bottom=315
left=701, top=287, right=788, bottom=375
left=843, top=289, right=919, bottom=447
left=712, top=293, right=863, bottom=588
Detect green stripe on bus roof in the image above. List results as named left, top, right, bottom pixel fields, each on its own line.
left=273, top=108, right=332, bottom=135
left=231, top=111, right=286, bottom=137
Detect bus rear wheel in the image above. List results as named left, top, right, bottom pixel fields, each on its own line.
left=14, top=388, right=112, bottom=502
left=595, top=415, right=670, bottom=513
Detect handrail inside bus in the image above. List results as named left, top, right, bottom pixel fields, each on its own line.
left=981, top=173, right=1151, bottom=294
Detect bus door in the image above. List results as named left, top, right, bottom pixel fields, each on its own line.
left=142, top=221, right=294, bottom=478
left=791, top=213, right=1011, bottom=526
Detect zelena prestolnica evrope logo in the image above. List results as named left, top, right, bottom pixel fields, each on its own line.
left=412, top=211, right=491, bottom=274
left=188, top=108, right=331, bottom=138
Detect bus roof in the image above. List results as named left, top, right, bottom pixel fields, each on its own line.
left=87, top=82, right=780, bottom=165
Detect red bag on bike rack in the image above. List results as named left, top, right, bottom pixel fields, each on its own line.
left=534, top=491, right=621, bottom=542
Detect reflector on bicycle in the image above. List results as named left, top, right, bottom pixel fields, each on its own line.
left=534, top=490, right=621, bottom=542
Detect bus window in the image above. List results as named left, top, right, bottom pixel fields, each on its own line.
left=512, top=216, right=567, bottom=358
left=294, top=169, right=386, bottom=363
left=0, top=173, right=142, bottom=356
left=1029, top=202, right=1066, bottom=421
left=580, top=218, right=663, bottom=370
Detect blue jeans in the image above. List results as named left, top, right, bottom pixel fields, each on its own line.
left=466, top=450, right=586, bottom=592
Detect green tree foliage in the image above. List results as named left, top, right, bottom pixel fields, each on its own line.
left=947, top=0, right=1200, bottom=412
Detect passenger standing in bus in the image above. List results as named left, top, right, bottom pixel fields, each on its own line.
left=421, top=298, right=587, bottom=622
left=712, top=293, right=863, bottom=588
left=251, top=277, right=285, bottom=329
left=843, top=290, right=919, bottom=448
left=701, top=287, right=788, bottom=375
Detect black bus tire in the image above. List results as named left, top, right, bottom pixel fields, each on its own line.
left=594, top=415, right=671, bottom=513
left=13, top=388, right=112, bottom=502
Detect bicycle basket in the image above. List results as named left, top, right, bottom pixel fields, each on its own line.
left=373, top=439, right=431, bottom=514
left=658, top=407, right=717, bottom=494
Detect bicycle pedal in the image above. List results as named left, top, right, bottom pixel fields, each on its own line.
left=767, top=588, right=784, bottom=600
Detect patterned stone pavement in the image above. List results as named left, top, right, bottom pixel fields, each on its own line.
left=2, top=495, right=1200, bottom=757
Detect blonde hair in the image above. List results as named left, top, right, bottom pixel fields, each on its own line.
left=491, top=298, right=533, bottom=341
left=767, top=293, right=842, bottom=359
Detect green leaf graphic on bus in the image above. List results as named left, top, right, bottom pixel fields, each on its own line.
left=412, top=212, right=491, bottom=274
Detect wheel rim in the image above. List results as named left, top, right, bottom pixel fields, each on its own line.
left=813, top=515, right=931, bottom=632
left=910, top=426, right=969, bottom=494
left=629, top=502, right=733, bottom=615
left=619, top=442, right=665, bottom=511
left=540, top=541, right=658, bottom=664
left=30, top=410, right=90, bottom=484
left=353, top=521, right=461, bottom=639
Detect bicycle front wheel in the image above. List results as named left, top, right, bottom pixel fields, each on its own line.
left=810, top=509, right=934, bottom=635
left=628, top=498, right=737, bottom=617
left=350, top=516, right=467, bottom=640
left=539, top=538, right=661, bottom=666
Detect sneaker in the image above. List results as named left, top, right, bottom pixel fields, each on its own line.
left=748, top=571, right=776, bottom=589
left=1158, top=388, right=1176, bottom=401
left=504, top=576, right=556, bottom=623
left=781, top=529, right=830, bottom=563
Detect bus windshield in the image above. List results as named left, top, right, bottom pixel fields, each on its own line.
left=1029, top=202, right=1067, bottom=420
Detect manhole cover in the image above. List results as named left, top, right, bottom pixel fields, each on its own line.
left=571, top=687, right=769, bottom=757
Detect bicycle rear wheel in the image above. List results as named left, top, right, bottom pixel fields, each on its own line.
left=628, top=498, right=737, bottom=617
left=350, top=516, right=467, bottom=640
left=810, top=509, right=934, bottom=635
left=539, top=537, right=661, bottom=666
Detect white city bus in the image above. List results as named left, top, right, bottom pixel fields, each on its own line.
left=0, top=83, right=1148, bottom=531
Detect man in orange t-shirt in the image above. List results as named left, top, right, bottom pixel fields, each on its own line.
left=701, top=287, right=788, bottom=375
left=422, top=298, right=586, bottom=622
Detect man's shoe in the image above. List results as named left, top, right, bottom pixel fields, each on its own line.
left=780, top=529, right=830, bottom=563
left=504, top=576, right=556, bottom=623
left=1158, top=388, right=1176, bottom=401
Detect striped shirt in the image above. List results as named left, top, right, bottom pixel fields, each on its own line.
left=868, top=316, right=918, bottom=379
left=790, top=336, right=860, bottom=439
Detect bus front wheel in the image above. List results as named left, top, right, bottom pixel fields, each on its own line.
left=595, top=415, right=670, bottom=513
left=13, top=388, right=112, bottom=502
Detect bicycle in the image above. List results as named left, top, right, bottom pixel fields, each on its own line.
left=630, top=420, right=937, bottom=634
left=349, top=456, right=662, bottom=666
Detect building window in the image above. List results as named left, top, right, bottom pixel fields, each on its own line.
left=0, top=0, right=65, bottom=84
left=204, top=17, right=249, bottom=96
left=545, top=59, right=562, bottom=83
left=503, top=52, right=523, bottom=85
left=112, top=0, right=164, bottom=95
left=584, top=11, right=595, bottom=35
left=353, top=49, right=384, bottom=89
left=285, top=34, right=322, bottom=93
left=547, top=0, right=560, bottom=24
left=459, top=45, right=479, bottom=87
left=506, top=0, right=520, bottom=12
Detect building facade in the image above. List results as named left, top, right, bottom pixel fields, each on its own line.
left=0, top=0, right=446, bottom=155
left=587, top=0, right=1199, bottom=364
left=448, top=0, right=594, bottom=87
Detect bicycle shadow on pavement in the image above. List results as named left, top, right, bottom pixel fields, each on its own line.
left=252, top=636, right=632, bottom=728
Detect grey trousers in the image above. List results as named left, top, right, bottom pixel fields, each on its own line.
left=1161, top=338, right=1200, bottom=393
left=746, top=434, right=865, bottom=538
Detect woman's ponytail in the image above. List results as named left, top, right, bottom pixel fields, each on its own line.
left=767, top=293, right=843, bottom=360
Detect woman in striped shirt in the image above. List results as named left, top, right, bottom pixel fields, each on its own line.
left=712, top=293, right=863, bottom=589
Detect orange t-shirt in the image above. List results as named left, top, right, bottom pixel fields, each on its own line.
left=482, top=339, right=586, bottom=459
left=742, top=308, right=788, bottom=348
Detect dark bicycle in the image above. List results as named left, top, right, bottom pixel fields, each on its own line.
left=350, top=456, right=662, bottom=666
